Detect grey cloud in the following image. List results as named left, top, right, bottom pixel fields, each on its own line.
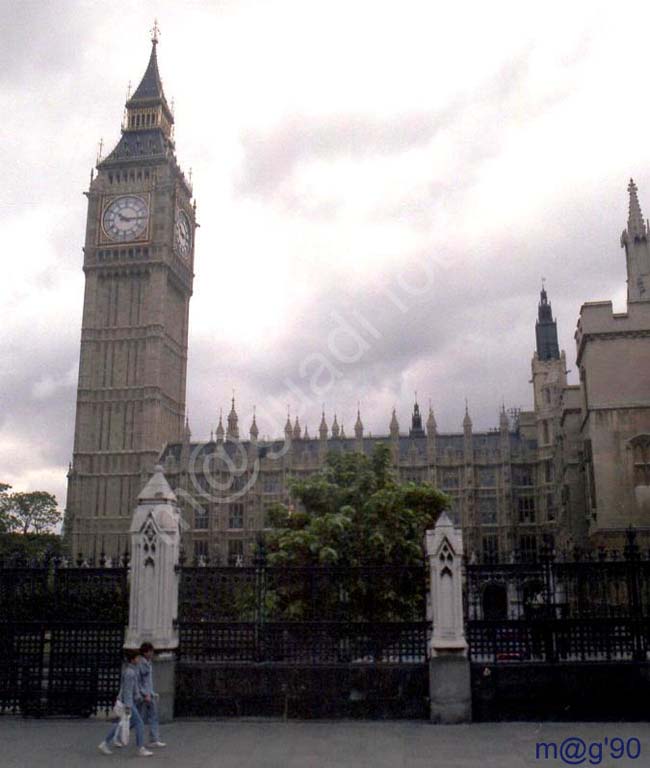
left=234, top=48, right=555, bottom=204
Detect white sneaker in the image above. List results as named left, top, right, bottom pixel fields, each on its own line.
left=148, top=741, right=166, bottom=748
left=98, top=741, right=113, bottom=755
left=111, top=739, right=124, bottom=748
left=137, top=747, right=154, bottom=757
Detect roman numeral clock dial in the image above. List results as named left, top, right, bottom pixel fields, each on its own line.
left=102, top=195, right=150, bottom=242
left=175, top=208, right=192, bottom=261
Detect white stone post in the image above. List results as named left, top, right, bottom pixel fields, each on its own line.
left=124, top=465, right=181, bottom=721
left=425, top=511, right=471, bottom=722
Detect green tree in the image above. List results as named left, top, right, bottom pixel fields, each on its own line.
left=4, top=490, right=62, bottom=534
left=0, top=483, right=10, bottom=532
left=263, top=444, right=449, bottom=622
left=266, top=443, right=449, bottom=567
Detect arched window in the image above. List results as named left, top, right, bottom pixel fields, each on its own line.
left=629, top=435, right=650, bottom=486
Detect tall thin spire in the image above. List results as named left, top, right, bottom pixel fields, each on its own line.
left=331, top=414, right=340, bottom=439
left=390, top=408, right=399, bottom=438
left=319, top=411, right=328, bottom=440
left=227, top=396, right=239, bottom=439
left=354, top=408, right=364, bottom=440
left=621, top=178, right=650, bottom=302
left=535, top=282, right=560, bottom=361
left=409, top=397, right=425, bottom=437
left=627, top=178, right=647, bottom=241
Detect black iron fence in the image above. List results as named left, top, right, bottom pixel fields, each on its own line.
left=466, top=532, right=650, bottom=663
left=175, top=560, right=431, bottom=718
left=0, top=555, right=128, bottom=716
left=466, top=532, right=650, bottom=720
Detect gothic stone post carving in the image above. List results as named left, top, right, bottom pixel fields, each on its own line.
left=426, top=511, right=471, bottom=722
left=125, top=465, right=180, bottom=721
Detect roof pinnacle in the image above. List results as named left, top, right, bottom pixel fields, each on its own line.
left=627, top=178, right=647, bottom=240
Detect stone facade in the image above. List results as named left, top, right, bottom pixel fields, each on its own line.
left=158, top=393, right=556, bottom=566
left=64, top=34, right=196, bottom=554
left=556, top=180, right=650, bottom=550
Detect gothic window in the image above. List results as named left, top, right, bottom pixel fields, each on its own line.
left=441, top=470, right=459, bottom=489
left=546, top=493, right=555, bottom=522
left=193, top=539, right=208, bottom=559
left=228, top=503, right=244, bottom=529
left=519, top=534, right=538, bottom=563
left=481, top=536, right=499, bottom=565
left=542, top=420, right=550, bottom=445
left=479, top=497, right=498, bottom=525
left=228, top=539, right=244, bottom=566
left=517, top=495, right=535, bottom=523
left=194, top=507, right=208, bottom=530
left=513, top=465, right=533, bottom=486
left=630, top=435, right=650, bottom=486
left=478, top=467, right=496, bottom=486
left=263, top=473, right=282, bottom=493
left=544, top=460, right=553, bottom=483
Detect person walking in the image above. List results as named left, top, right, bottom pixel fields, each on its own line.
left=98, top=649, right=152, bottom=757
left=137, top=642, right=166, bottom=748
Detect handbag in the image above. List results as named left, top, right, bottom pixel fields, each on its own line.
left=117, top=711, right=131, bottom=746
left=112, top=698, right=125, bottom=718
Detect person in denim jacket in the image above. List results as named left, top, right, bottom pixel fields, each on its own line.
left=98, top=649, right=151, bottom=757
left=137, top=642, right=165, bottom=748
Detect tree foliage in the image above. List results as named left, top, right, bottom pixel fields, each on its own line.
left=266, top=444, right=449, bottom=566
left=0, top=484, right=62, bottom=535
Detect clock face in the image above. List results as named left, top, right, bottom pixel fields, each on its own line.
left=175, top=209, right=192, bottom=260
left=102, top=195, right=149, bottom=242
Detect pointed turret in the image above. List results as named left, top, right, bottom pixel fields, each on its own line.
left=621, top=178, right=650, bottom=302
left=319, top=411, right=328, bottom=440
left=535, top=283, right=560, bottom=361
left=389, top=408, right=399, bottom=438
left=409, top=398, right=425, bottom=437
left=331, top=414, right=340, bottom=439
left=463, top=402, right=472, bottom=432
left=249, top=411, right=259, bottom=443
left=284, top=411, right=293, bottom=441
left=183, top=416, right=191, bottom=442
left=303, top=425, right=310, bottom=440
left=354, top=409, right=364, bottom=440
left=216, top=410, right=224, bottom=443
left=227, top=397, right=239, bottom=439
left=340, top=422, right=346, bottom=439
left=426, top=405, right=437, bottom=436
left=500, top=404, right=509, bottom=432
left=293, top=417, right=302, bottom=440
left=626, top=178, right=647, bottom=241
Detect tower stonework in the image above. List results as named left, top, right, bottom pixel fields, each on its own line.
left=65, top=33, right=196, bottom=557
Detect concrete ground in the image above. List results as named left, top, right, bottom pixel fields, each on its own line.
left=0, top=718, right=648, bottom=767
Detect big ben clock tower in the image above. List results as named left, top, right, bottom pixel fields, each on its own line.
left=65, top=24, right=196, bottom=556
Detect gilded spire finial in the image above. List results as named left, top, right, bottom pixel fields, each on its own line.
left=96, top=137, right=104, bottom=164
left=151, top=19, right=160, bottom=45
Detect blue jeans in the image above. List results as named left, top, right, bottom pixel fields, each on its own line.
left=138, top=697, right=160, bottom=742
left=105, top=703, right=145, bottom=748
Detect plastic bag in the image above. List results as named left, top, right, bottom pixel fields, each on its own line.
left=118, top=712, right=130, bottom=746
left=112, top=699, right=125, bottom=719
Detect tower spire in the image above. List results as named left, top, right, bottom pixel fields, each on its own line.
left=627, top=178, right=647, bottom=241
left=535, top=282, right=560, bottom=360
left=621, top=178, right=650, bottom=302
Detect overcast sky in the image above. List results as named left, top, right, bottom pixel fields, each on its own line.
left=2, top=0, right=649, bottom=507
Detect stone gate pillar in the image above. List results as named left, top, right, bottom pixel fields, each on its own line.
left=124, top=465, right=181, bottom=721
left=426, top=511, right=471, bottom=723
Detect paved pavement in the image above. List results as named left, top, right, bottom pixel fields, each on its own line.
left=1, top=718, right=649, bottom=767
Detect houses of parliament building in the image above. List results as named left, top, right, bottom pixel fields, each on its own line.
left=64, top=33, right=650, bottom=563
